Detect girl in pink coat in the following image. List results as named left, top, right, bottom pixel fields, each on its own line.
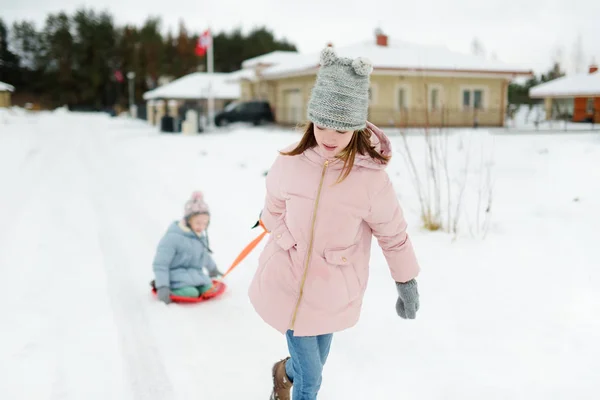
left=248, top=47, right=421, bottom=400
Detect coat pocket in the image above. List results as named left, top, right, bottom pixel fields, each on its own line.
left=258, top=238, right=300, bottom=295
left=271, top=223, right=296, bottom=251
left=258, top=238, right=279, bottom=267
left=323, top=244, right=362, bottom=302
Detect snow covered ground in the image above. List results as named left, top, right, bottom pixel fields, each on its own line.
left=506, top=104, right=599, bottom=132
left=1, top=108, right=599, bottom=399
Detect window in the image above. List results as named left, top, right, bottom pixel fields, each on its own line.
left=474, top=90, right=483, bottom=109
left=235, top=103, right=250, bottom=112
left=431, top=89, right=439, bottom=109
left=398, top=89, right=407, bottom=109
left=396, top=84, right=411, bottom=111
left=429, top=86, right=442, bottom=110
left=224, top=102, right=238, bottom=112
left=368, top=84, right=378, bottom=105
left=463, top=91, right=471, bottom=108
left=247, top=102, right=266, bottom=112
left=587, top=98, right=594, bottom=114
left=462, top=88, right=485, bottom=110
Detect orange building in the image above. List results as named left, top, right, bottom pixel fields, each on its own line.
left=530, top=65, right=600, bottom=123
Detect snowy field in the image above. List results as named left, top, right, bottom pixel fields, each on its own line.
left=0, top=108, right=599, bottom=400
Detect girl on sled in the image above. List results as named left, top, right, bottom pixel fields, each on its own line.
left=152, top=191, right=223, bottom=304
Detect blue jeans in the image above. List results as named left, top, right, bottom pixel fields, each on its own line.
left=284, top=330, right=333, bottom=400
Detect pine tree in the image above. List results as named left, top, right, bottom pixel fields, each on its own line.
left=6, top=10, right=298, bottom=108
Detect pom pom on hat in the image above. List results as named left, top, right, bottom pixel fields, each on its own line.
left=307, top=46, right=373, bottom=131
left=352, top=57, right=373, bottom=76
left=191, top=191, right=204, bottom=201
left=320, top=47, right=338, bottom=66
left=184, top=191, right=210, bottom=219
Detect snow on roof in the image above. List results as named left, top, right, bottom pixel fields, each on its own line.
left=0, top=81, right=15, bottom=92
left=511, top=76, right=531, bottom=85
left=143, top=73, right=240, bottom=100
left=225, top=68, right=257, bottom=83
left=261, top=39, right=532, bottom=78
left=529, top=71, right=600, bottom=98
left=241, top=50, right=299, bottom=69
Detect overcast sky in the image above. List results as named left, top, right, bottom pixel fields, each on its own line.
left=2, top=0, right=599, bottom=75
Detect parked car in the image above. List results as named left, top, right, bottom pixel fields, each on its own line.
left=214, top=101, right=274, bottom=126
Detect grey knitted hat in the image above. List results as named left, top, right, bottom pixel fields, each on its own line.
left=307, top=47, right=373, bottom=131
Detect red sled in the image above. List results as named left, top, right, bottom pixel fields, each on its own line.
left=151, top=280, right=227, bottom=303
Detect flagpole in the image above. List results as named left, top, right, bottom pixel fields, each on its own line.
left=207, top=27, right=214, bottom=130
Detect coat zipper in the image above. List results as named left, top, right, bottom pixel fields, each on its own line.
left=290, top=160, right=329, bottom=329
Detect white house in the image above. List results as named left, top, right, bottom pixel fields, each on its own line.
left=143, top=72, right=240, bottom=126
left=236, top=31, right=533, bottom=127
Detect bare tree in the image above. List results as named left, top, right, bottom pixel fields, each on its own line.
left=551, top=44, right=565, bottom=68
left=471, top=37, right=486, bottom=58
left=571, top=34, right=585, bottom=74
left=399, top=128, right=496, bottom=238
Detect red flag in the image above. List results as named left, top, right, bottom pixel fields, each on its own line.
left=195, top=30, right=212, bottom=56
left=114, top=70, right=124, bottom=83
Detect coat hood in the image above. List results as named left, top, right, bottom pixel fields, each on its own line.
left=168, top=220, right=199, bottom=239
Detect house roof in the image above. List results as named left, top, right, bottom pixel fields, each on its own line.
left=0, top=81, right=15, bottom=92
left=225, top=68, right=257, bottom=83
left=143, top=72, right=240, bottom=100
left=529, top=71, right=600, bottom=98
left=241, top=50, right=299, bottom=69
left=261, top=39, right=533, bottom=79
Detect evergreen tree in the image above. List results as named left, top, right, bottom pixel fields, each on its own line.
left=0, top=19, right=21, bottom=85
left=4, top=10, right=298, bottom=108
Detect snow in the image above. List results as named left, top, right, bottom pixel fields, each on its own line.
left=142, top=72, right=240, bottom=101
left=240, top=50, right=300, bottom=69
left=262, top=39, right=533, bottom=78
left=1, top=108, right=599, bottom=399
left=225, top=68, right=258, bottom=82
left=0, top=81, right=15, bottom=92
left=529, top=71, right=600, bottom=98
left=501, top=104, right=600, bottom=132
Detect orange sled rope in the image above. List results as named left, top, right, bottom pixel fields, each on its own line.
left=221, top=220, right=268, bottom=278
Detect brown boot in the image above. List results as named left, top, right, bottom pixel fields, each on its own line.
left=270, top=357, right=292, bottom=400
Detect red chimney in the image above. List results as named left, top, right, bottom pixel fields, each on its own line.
left=326, top=42, right=333, bottom=47
left=590, top=64, right=599, bottom=74
left=375, top=29, right=388, bottom=47
left=376, top=33, right=388, bottom=47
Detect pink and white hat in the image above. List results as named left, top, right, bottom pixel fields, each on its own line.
left=184, top=191, right=210, bottom=220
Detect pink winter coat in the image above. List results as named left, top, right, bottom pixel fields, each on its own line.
left=248, top=122, right=420, bottom=336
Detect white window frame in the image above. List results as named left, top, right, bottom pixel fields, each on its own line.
left=427, top=84, right=444, bottom=111
left=368, top=83, right=379, bottom=106
left=460, top=86, right=488, bottom=111
left=395, top=83, right=411, bottom=111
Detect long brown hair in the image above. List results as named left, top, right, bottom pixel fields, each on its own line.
left=281, top=122, right=390, bottom=183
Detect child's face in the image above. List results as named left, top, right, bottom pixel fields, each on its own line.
left=188, top=214, right=210, bottom=233
left=313, top=124, right=354, bottom=157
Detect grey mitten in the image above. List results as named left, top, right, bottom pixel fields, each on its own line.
left=395, top=279, right=419, bottom=319
left=157, top=287, right=172, bottom=304
left=209, top=268, right=223, bottom=278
